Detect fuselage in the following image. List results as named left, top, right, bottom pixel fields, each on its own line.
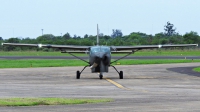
left=89, top=46, right=111, bottom=73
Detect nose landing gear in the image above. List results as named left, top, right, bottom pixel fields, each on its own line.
left=99, top=73, right=103, bottom=79
left=98, top=72, right=104, bottom=79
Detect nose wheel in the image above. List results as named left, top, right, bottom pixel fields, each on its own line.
left=99, top=73, right=103, bottom=79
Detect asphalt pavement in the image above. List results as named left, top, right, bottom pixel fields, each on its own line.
left=0, top=63, right=200, bottom=111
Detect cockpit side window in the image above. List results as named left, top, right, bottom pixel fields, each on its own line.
left=101, top=47, right=110, bottom=53
left=90, top=47, right=110, bottom=53
left=91, top=47, right=100, bottom=53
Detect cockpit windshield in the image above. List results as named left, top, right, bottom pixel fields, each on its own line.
left=91, top=46, right=110, bottom=53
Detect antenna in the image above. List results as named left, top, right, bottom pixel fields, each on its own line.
left=97, top=24, right=99, bottom=45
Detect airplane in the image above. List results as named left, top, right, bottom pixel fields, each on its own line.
left=1, top=25, right=198, bottom=79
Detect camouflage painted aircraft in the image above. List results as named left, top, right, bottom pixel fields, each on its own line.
left=2, top=25, right=198, bottom=79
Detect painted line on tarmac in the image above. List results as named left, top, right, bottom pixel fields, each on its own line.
left=104, top=78, right=131, bottom=90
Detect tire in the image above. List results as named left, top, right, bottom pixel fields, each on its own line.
left=76, top=71, right=80, bottom=79
left=119, top=71, right=123, bottom=79
left=99, top=74, right=103, bottom=79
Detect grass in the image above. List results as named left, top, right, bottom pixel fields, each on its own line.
left=193, top=67, right=200, bottom=72
left=0, top=49, right=200, bottom=56
left=0, top=59, right=199, bottom=68
left=0, top=98, right=112, bottom=106
left=0, top=51, right=87, bottom=56
left=0, top=50, right=199, bottom=68
left=115, top=59, right=199, bottom=65
left=0, top=59, right=88, bottom=68
left=132, top=49, right=200, bottom=56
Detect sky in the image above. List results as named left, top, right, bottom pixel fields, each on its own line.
left=0, top=0, right=199, bottom=39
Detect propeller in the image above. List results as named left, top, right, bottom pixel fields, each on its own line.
left=90, top=54, right=108, bottom=69
left=90, top=62, right=98, bottom=69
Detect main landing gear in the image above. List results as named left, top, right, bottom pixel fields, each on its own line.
left=76, top=65, right=123, bottom=79
left=110, top=65, right=123, bottom=79
left=76, top=71, right=80, bottom=79
left=76, top=65, right=90, bottom=79
left=119, top=71, right=123, bottom=79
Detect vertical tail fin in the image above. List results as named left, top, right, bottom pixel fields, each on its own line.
left=97, top=24, right=99, bottom=46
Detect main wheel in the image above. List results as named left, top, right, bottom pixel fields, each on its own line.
left=99, top=74, right=103, bottom=79
left=76, top=71, right=80, bottom=79
left=119, top=71, right=123, bottom=79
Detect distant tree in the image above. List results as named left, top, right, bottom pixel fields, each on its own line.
left=3, top=38, right=21, bottom=51
left=36, top=34, right=55, bottom=44
left=63, top=33, right=71, bottom=39
left=183, top=31, right=200, bottom=44
left=127, top=32, right=151, bottom=45
left=99, top=33, right=104, bottom=37
left=102, top=35, right=111, bottom=40
left=128, top=32, right=142, bottom=45
left=6, top=38, right=21, bottom=43
left=169, top=33, right=184, bottom=44
left=0, top=37, right=3, bottom=40
left=152, top=33, right=166, bottom=44
left=81, top=39, right=92, bottom=46
left=73, top=35, right=77, bottom=38
left=0, top=39, right=3, bottom=51
left=160, top=38, right=168, bottom=44
left=164, top=21, right=177, bottom=36
left=146, top=35, right=153, bottom=45
left=84, top=34, right=89, bottom=38
left=77, top=36, right=81, bottom=39
left=111, top=29, right=123, bottom=38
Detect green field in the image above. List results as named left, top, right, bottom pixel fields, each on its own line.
left=0, top=49, right=200, bottom=56
left=0, top=98, right=112, bottom=106
left=0, top=50, right=200, bottom=68
left=0, top=59, right=199, bottom=68
left=193, top=67, right=200, bottom=72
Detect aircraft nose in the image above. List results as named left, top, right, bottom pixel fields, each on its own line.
left=94, top=52, right=109, bottom=64
left=95, top=52, right=106, bottom=59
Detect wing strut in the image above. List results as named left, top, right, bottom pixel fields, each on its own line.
left=63, top=51, right=90, bottom=64
left=110, top=50, right=139, bottom=64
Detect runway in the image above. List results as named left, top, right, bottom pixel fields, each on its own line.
left=0, top=56, right=200, bottom=59
left=1, top=63, right=200, bottom=111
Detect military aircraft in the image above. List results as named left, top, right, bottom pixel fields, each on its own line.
left=2, top=25, right=198, bottom=79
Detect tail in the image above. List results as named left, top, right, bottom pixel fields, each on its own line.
left=97, top=24, right=99, bottom=46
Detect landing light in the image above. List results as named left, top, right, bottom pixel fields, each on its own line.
left=1, top=43, right=3, bottom=45
left=38, top=44, right=42, bottom=48
left=158, top=45, right=162, bottom=48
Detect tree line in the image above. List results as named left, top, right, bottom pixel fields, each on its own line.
left=0, top=22, right=199, bottom=51
left=0, top=31, right=199, bottom=51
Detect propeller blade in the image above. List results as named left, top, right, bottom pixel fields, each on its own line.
left=90, top=63, right=98, bottom=69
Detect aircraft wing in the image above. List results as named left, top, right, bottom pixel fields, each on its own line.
left=2, top=43, right=198, bottom=51
left=112, top=44, right=198, bottom=51
left=2, top=43, right=90, bottom=50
